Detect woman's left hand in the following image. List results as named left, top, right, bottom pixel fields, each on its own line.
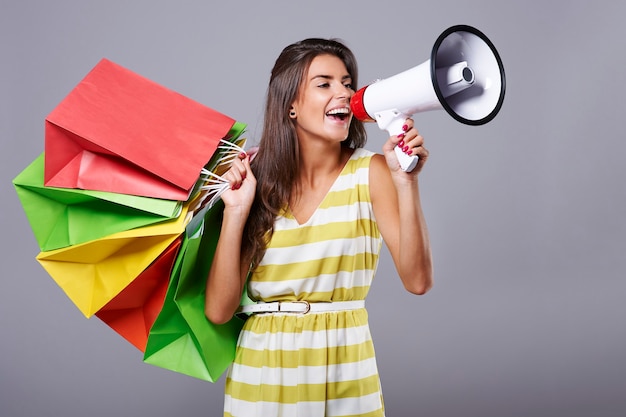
left=381, top=118, right=429, bottom=176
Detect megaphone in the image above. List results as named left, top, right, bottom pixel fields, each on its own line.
left=350, top=25, right=506, bottom=172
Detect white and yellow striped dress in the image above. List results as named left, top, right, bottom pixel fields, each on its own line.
left=224, top=148, right=385, bottom=417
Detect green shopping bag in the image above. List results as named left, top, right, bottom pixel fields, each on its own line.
left=13, top=153, right=182, bottom=251
left=143, top=202, right=251, bottom=382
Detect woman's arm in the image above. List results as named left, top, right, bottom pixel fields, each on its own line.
left=370, top=118, right=433, bottom=295
left=204, top=153, right=256, bottom=324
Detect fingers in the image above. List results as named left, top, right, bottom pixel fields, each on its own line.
left=389, top=118, right=428, bottom=173
left=225, top=152, right=251, bottom=190
left=396, top=118, right=426, bottom=158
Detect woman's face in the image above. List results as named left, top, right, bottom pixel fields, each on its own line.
left=291, top=54, right=354, bottom=145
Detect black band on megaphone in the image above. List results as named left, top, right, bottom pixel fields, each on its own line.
left=431, top=24, right=506, bottom=126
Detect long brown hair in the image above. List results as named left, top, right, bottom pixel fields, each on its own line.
left=243, top=38, right=367, bottom=268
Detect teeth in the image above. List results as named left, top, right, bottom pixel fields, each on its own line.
left=327, top=108, right=350, bottom=115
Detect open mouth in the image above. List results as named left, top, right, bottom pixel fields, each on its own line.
left=326, top=107, right=351, bottom=121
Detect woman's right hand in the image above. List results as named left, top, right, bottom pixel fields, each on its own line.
left=220, top=149, right=257, bottom=213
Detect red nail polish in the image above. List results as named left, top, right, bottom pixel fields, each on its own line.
left=398, top=133, right=405, bottom=140
left=402, top=145, right=409, bottom=153
left=406, top=149, right=413, bottom=155
left=398, top=139, right=405, bottom=147
left=402, top=124, right=408, bottom=132
left=239, top=152, right=247, bottom=159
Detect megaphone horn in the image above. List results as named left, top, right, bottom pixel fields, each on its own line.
left=350, top=25, right=506, bottom=172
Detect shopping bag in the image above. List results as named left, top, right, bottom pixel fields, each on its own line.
left=13, top=153, right=182, bottom=251
left=36, top=204, right=190, bottom=318
left=96, top=237, right=183, bottom=352
left=43, top=58, right=235, bottom=200
left=143, top=202, right=250, bottom=382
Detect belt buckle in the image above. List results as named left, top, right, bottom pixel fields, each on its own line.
left=280, top=300, right=310, bottom=314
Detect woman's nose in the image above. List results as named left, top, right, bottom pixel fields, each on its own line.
left=336, top=84, right=353, bottom=99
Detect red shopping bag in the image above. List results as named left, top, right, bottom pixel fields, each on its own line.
left=44, top=58, right=235, bottom=200
left=96, top=237, right=183, bottom=352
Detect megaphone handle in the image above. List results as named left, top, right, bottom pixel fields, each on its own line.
left=394, top=145, right=419, bottom=172
left=375, top=110, right=420, bottom=172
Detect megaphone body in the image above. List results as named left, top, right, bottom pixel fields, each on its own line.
left=350, top=25, right=506, bottom=172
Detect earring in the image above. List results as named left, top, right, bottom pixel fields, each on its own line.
left=289, top=110, right=296, bottom=118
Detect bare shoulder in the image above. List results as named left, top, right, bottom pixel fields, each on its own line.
left=369, top=153, right=395, bottom=202
left=369, top=152, right=387, bottom=173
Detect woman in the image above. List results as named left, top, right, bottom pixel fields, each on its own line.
left=205, top=38, right=433, bottom=417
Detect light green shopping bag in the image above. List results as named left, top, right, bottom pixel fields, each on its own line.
left=143, top=202, right=252, bottom=382
left=13, top=153, right=182, bottom=251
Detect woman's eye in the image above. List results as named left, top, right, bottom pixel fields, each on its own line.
left=344, top=83, right=354, bottom=90
left=318, top=83, right=330, bottom=88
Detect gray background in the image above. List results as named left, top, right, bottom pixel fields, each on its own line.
left=1, top=1, right=625, bottom=416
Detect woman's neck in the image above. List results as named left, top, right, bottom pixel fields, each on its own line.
left=296, top=143, right=347, bottom=188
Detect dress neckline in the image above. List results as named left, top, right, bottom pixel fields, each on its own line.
left=285, top=149, right=356, bottom=226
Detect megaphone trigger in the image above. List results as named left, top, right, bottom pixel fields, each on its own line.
left=350, top=24, right=506, bottom=172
